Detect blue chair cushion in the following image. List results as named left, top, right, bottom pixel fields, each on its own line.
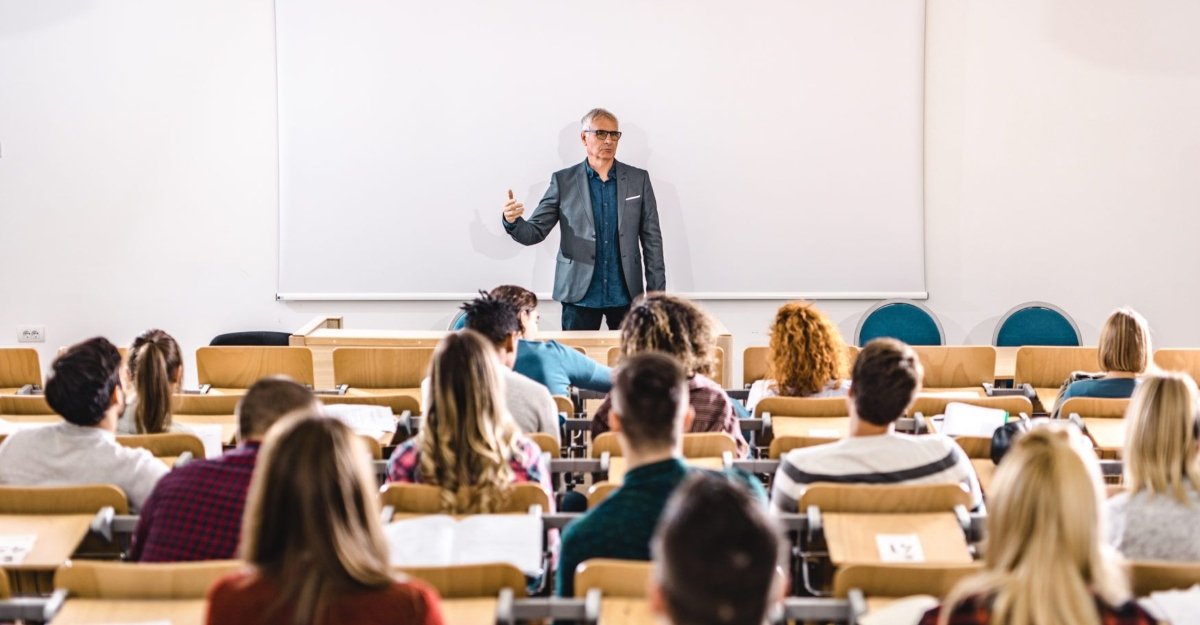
left=859, top=303, right=942, bottom=346
left=996, top=307, right=1080, bottom=347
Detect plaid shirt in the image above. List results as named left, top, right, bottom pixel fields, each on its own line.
left=919, top=593, right=1159, bottom=625
left=131, top=443, right=260, bottom=562
left=591, top=374, right=748, bottom=457
left=386, top=435, right=553, bottom=508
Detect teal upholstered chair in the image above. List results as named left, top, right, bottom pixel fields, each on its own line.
left=854, top=300, right=944, bottom=347
left=993, top=302, right=1080, bottom=347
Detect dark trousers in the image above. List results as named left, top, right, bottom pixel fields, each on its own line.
left=561, top=302, right=630, bottom=331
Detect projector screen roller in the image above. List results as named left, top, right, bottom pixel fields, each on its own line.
left=276, top=0, right=927, bottom=300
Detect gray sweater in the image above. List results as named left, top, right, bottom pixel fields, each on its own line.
left=1107, top=482, right=1200, bottom=561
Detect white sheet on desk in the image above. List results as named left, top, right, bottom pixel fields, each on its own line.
left=940, top=402, right=1009, bottom=437
left=184, top=423, right=225, bottom=459
left=859, top=595, right=939, bottom=625
left=0, top=419, right=53, bottom=436
left=0, top=534, right=36, bottom=565
left=1144, top=585, right=1200, bottom=623
left=323, top=404, right=397, bottom=434
left=385, top=514, right=542, bottom=574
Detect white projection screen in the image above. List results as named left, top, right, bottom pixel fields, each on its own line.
left=275, top=0, right=927, bottom=300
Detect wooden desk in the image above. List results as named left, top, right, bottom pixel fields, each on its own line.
left=291, top=316, right=736, bottom=388
left=599, top=597, right=656, bottom=625
left=172, top=414, right=238, bottom=446
left=824, top=512, right=972, bottom=565
left=995, top=347, right=1017, bottom=381
left=607, top=457, right=725, bottom=484
left=52, top=598, right=207, bottom=625
left=771, top=417, right=849, bottom=439
left=0, top=514, right=93, bottom=595
left=1085, top=418, right=1126, bottom=459
left=440, top=598, right=497, bottom=623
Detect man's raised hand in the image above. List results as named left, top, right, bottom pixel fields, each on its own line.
left=502, top=189, right=525, bottom=224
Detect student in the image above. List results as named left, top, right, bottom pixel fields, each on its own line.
left=1053, top=307, right=1151, bottom=414
left=131, top=377, right=319, bottom=562
left=388, top=330, right=552, bottom=513
left=747, top=301, right=850, bottom=413
left=650, top=473, right=784, bottom=625
left=0, top=337, right=168, bottom=511
left=118, top=328, right=190, bottom=434
left=1107, top=372, right=1200, bottom=561
left=206, top=415, right=445, bottom=625
left=920, top=425, right=1157, bottom=625
left=591, top=293, right=749, bottom=457
left=459, top=293, right=560, bottom=443
left=557, top=352, right=764, bottom=597
left=487, top=284, right=612, bottom=396
left=771, top=338, right=984, bottom=513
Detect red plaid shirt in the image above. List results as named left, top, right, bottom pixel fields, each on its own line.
left=919, top=593, right=1159, bottom=625
left=131, top=443, right=260, bottom=562
left=591, top=374, right=749, bottom=457
left=386, top=435, right=553, bottom=509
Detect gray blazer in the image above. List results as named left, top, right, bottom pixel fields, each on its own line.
left=506, top=160, right=665, bottom=304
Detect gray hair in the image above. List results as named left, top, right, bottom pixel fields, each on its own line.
left=581, top=108, right=619, bottom=130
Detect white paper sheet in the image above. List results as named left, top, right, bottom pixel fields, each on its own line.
left=323, top=404, right=398, bottom=435
left=940, top=402, right=1009, bottom=437
left=876, top=534, right=925, bottom=563
left=859, top=595, right=939, bottom=625
left=0, top=534, right=37, bottom=565
left=386, top=514, right=542, bottom=574
left=183, top=423, right=225, bottom=459
left=1145, top=585, right=1200, bottom=624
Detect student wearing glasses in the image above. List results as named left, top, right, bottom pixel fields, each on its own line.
left=501, top=108, right=665, bottom=331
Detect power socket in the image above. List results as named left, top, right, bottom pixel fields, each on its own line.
left=18, top=326, right=45, bottom=343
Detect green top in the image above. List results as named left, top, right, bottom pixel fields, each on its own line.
left=555, top=457, right=766, bottom=596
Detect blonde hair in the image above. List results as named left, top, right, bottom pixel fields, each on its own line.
left=619, top=293, right=716, bottom=378
left=1098, top=307, right=1151, bottom=374
left=240, top=414, right=394, bottom=625
left=940, top=424, right=1128, bottom=625
left=767, top=302, right=846, bottom=396
left=419, top=330, right=518, bottom=513
left=1124, top=372, right=1200, bottom=502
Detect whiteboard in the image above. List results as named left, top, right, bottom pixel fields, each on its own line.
left=276, top=0, right=927, bottom=300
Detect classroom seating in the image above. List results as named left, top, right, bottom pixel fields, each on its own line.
left=1059, top=397, right=1130, bottom=459
left=0, top=395, right=54, bottom=415
left=552, top=395, right=575, bottom=418
left=1153, top=348, right=1200, bottom=384
left=907, top=395, right=1033, bottom=419
left=116, top=433, right=205, bottom=467
left=854, top=300, right=944, bottom=347
left=51, top=560, right=241, bottom=624
left=170, top=394, right=242, bottom=446
left=0, top=348, right=41, bottom=393
left=332, top=347, right=432, bottom=395
left=1012, top=346, right=1100, bottom=411
left=832, top=562, right=983, bottom=600
left=399, top=563, right=526, bottom=623
left=1128, top=560, right=1200, bottom=597
left=590, top=432, right=735, bottom=483
left=209, top=331, right=291, bottom=346
left=911, top=346, right=996, bottom=394
left=741, top=345, right=860, bottom=387
left=756, top=396, right=850, bottom=442
left=195, top=346, right=315, bottom=391
left=993, top=301, right=1081, bottom=347
left=528, top=432, right=561, bottom=459
left=379, top=482, right=550, bottom=519
left=586, top=482, right=620, bottom=509
left=575, top=559, right=655, bottom=624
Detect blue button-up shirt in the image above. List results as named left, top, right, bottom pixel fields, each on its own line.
left=577, top=159, right=630, bottom=308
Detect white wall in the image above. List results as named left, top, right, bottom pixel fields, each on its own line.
left=2, top=0, right=1198, bottom=386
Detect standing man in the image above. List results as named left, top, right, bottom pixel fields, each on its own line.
left=502, top=108, right=665, bottom=330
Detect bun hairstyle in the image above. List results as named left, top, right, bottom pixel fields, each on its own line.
left=127, top=329, right=183, bottom=434
left=45, top=337, right=123, bottom=427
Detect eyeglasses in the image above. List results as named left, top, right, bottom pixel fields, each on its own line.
left=585, top=130, right=622, bottom=141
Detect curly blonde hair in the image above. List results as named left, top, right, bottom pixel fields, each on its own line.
left=767, top=302, right=846, bottom=397
left=419, top=330, right=518, bottom=513
left=619, top=293, right=716, bottom=378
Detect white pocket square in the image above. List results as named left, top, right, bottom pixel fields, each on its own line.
left=625, top=195, right=641, bottom=201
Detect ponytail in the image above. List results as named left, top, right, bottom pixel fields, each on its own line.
left=128, top=329, right=182, bottom=434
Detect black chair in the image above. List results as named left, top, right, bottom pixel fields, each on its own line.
left=209, top=331, right=291, bottom=346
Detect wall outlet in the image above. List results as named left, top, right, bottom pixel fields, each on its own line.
left=18, top=326, right=45, bottom=343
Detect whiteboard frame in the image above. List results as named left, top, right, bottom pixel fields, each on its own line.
left=275, top=291, right=930, bottom=302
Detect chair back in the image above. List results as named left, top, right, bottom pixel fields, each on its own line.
left=209, top=331, right=291, bottom=346
left=855, top=300, right=944, bottom=347
left=574, top=559, right=651, bottom=598
left=380, top=482, right=549, bottom=515
left=1129, top=560, right=1200, bottom=597
left=196, top=346, right=315, bottom=388
left=317, top=393, right=420, bottom=415
left=754, top=396, right=848, bottom=419
left=0, top=484, right=129, bottom=515
left=993, top=302, right=1081, bottom=347
left=1013, top=346, right=1099, bottom=389
left=0, top=395, right=55, bottom=415
left=586, top=482, right=620, bottom=509
left=833, top=563, right=983, bottom=599
left=359, top=435, right=383, bottom=460
left=528, top=432, right=561, bottom=459
left=769, top=435, right=842, bottom=459
left=552, top=395, right=575, bottom=417
left=590, top=432, right=737, bottom=459
left=1060, top=397, right=1130, bottom=420
left=0, top=348, right=41, bottom=388
left=171, top=394, right=242, bottom=415
left=743, top=345, right=859, bottom=387
left=907, top=395, right=1033, bottom=418
left=799, top=483, right=971, bottom=513
left=0, top=568, right=9, bottom=599
left=117, top=433, right=206, bottom=462
left=1153, top=348, right=1200, bottom=384
left=54, top=560, right=242, bottom=599
left=911, top=346, right=997, bottom=388
left=333, top=347, right=434, bottom=389
left=397, top=563, right=527, bottom=598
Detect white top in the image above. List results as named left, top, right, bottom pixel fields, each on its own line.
left=746, top=378, right=850, bottom=413
left=420, top=368, right=560, bottom=444
left=770, top=432, right=983, bottom=514
left=116, top=398, right=194, bottom=436
left=1107, top=482, right=1200, bottom=561
left=0, top=422, right=169, bottom=511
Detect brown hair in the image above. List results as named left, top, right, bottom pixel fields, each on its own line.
left=240, top=414, right=395, bottom=625
left=619, top=293, right=716, bottom=378
left=489, top=285, right=538, bottom=335
left=612, top=352, right=689, bottom=453
left=1098, top=307, right=1151, bottom=374
left=652, top=473, right=782, bottom=625
left=126, top=329, right=183, bottom=434
left=236, top=376, right=319, bottom=440
left=850, top=338, right=923, bottom=426
left=418, top=330, right=518, bottom=513
left=46, top=337, right=123, bottom=427
left=1123, top=372, right=1200, bottom=502
left=767, top=302, right=846, bottom=397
